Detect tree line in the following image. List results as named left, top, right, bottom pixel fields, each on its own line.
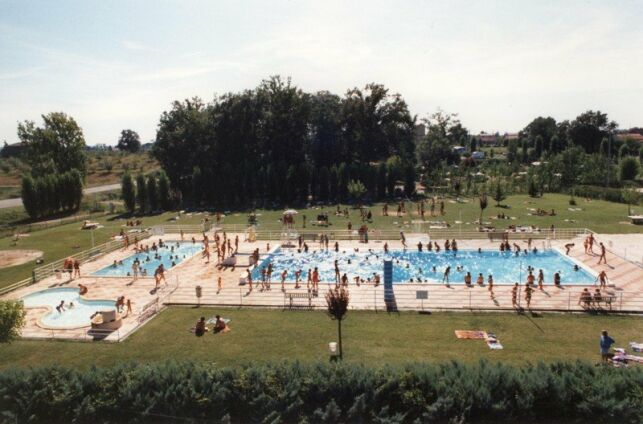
left=16, top=112, right=88, bottom=219
left=121, top=171, right=171, bottom=214
left=151, top=76, right=417, bottom=207
left=21, top=170, right=83, bottom=219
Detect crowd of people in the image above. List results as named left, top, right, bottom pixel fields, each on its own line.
left=56, top=209, right=618, bottom=330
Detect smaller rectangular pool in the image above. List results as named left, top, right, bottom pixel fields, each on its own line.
left=93, top=241, right=203, bottom=277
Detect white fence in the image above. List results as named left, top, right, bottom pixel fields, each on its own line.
left=0, top=211, right=111, bottom=239
left=32, top=229, right=152, bottom=283
left=217, top=227, right=590, bottom=242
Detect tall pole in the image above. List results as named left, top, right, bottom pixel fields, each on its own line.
left=606, top=130, right=612, bottom=188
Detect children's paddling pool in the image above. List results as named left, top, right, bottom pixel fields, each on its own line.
left=21, top=287, right=115, bottom=328
left=251, top=248, right=595, bottom=284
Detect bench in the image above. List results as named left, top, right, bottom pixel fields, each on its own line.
left=285, top=291, right=313, bottom=309
left=628, top=215, right=643, bottom=225
left=599, top=295, right=617, bottom=310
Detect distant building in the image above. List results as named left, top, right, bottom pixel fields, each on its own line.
left=476, top=132, right=519, bottom=146
left=616, top=133, right=643, bottom=143
left=141, top=142, right=155, bottom=151
left=477, top=133, right=499, bottom=145
left=471, top=151, right=485, bottom=160
left=0, top=142, right=25, bottom=158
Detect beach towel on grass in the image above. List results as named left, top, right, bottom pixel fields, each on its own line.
left=486, top=340, right=504, bottom=350
left=455, top=330, right=487, bottom=339
left=629, top=342, right=643, bottom=352
left=485, top=332, right=504, bottom=350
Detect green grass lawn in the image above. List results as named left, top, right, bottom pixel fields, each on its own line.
left=0, top=192, right=641, bottom=289
left=1, top=308, right=641, bottom=370
left=0, top=186, right=20, bottom=200
left=215, top=193, right=642, bottom=234
left=0, top=211, right=208, bottom=288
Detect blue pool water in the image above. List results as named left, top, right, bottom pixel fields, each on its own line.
left=22, top=288, right=115, bottom=328
left=252, top=248, right=595, bottom=285
left=93, top=241, right=203, bottom=277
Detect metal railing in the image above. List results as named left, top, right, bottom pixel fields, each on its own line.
left=0, top=277, right=33, bottom=296
left=227, top=227, right=590, bottom=242
left=153, top=224, right=206, bottom=234
left=159, top=283, right=642, bottom=314
left=382, top=286, right=642, bottom=313
left=32, top=229, right=152, bottom=283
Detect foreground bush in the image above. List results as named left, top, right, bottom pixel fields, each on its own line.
left=0, top=360, right=641, bottom=423
left=0, top=300, right=25, bottom=343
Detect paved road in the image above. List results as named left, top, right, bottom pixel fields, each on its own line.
left=0, top=183, right=121, bottom=209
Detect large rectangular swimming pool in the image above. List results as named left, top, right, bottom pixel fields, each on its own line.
left=93, top=241, right=203, bottom=277
left=251, top=248, right=595, bottom=285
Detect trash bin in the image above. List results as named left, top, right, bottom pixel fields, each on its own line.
left=195, top=285, right=202, bottom=306
left=329, top=342, right=339, bottom=362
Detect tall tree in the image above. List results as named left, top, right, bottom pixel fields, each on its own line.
left=521, top=116, right=556, bottom=152
left=619, top=157, right=640, bottom=181
left=376, top=162, right=387, bottom=199
left=147, top=174, right=158, bottom=211
left=21, top=176, right=39, bottom=218
left=121, top=173, right=136, bottom=213
left=567, top=110, right=617, bottom=153
left=492, top=181, right=506, bottom=206
left=152, top=98, right=209, bottom=197
left=157, top=170, right=172, bottom=210
left=136, top=174, right=148, bottom=213
left=416, top=110, right=461, bottom=172
left=116, top=129, right=141, bottom=153
left=403, top=163, right=416, bottom=197
left=17, top=112, right=87, bottom=177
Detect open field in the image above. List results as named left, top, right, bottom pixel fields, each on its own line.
left=1, top=308, right=640, bottom=370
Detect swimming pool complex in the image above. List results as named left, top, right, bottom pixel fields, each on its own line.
left=22, top=288, right=115, bottom=328
left=251, top=248, right=595, bottom=285
left=93, top=241, right=203, bottom=277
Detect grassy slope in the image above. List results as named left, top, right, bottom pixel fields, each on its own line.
left=0, top=152, right=159, bottom=195
left=0, top=308, right=640, bottom=370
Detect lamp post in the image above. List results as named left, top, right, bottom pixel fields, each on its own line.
left=606, top=129, right=612, bottom=188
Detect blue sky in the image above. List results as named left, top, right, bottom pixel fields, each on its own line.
left=1, top=0, right=642, bottom=145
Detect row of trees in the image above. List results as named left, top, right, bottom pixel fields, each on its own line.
left=152, top=76, right=417, bottom=206
left=17, top=112, right=88, bottom=219
left=21, top=170, right=83, bottom=219
left=121, top=171, right=171, bottom=214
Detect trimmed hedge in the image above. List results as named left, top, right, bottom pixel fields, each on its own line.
left=570, top=184, right=641, bottom=204
left=0, top=361, right=641, bottom=423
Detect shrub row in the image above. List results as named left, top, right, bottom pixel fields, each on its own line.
left=0, top=360, right=640, bottom=423
left=571, top=184, right=639, bottom=204
left=21, top=169, right=83, bottom=219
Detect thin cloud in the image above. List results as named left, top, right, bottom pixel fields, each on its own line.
left=122, top=40, right=160, bottom=53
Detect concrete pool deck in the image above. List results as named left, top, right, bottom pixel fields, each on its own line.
left=4, top=232, right=642, bottom=341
